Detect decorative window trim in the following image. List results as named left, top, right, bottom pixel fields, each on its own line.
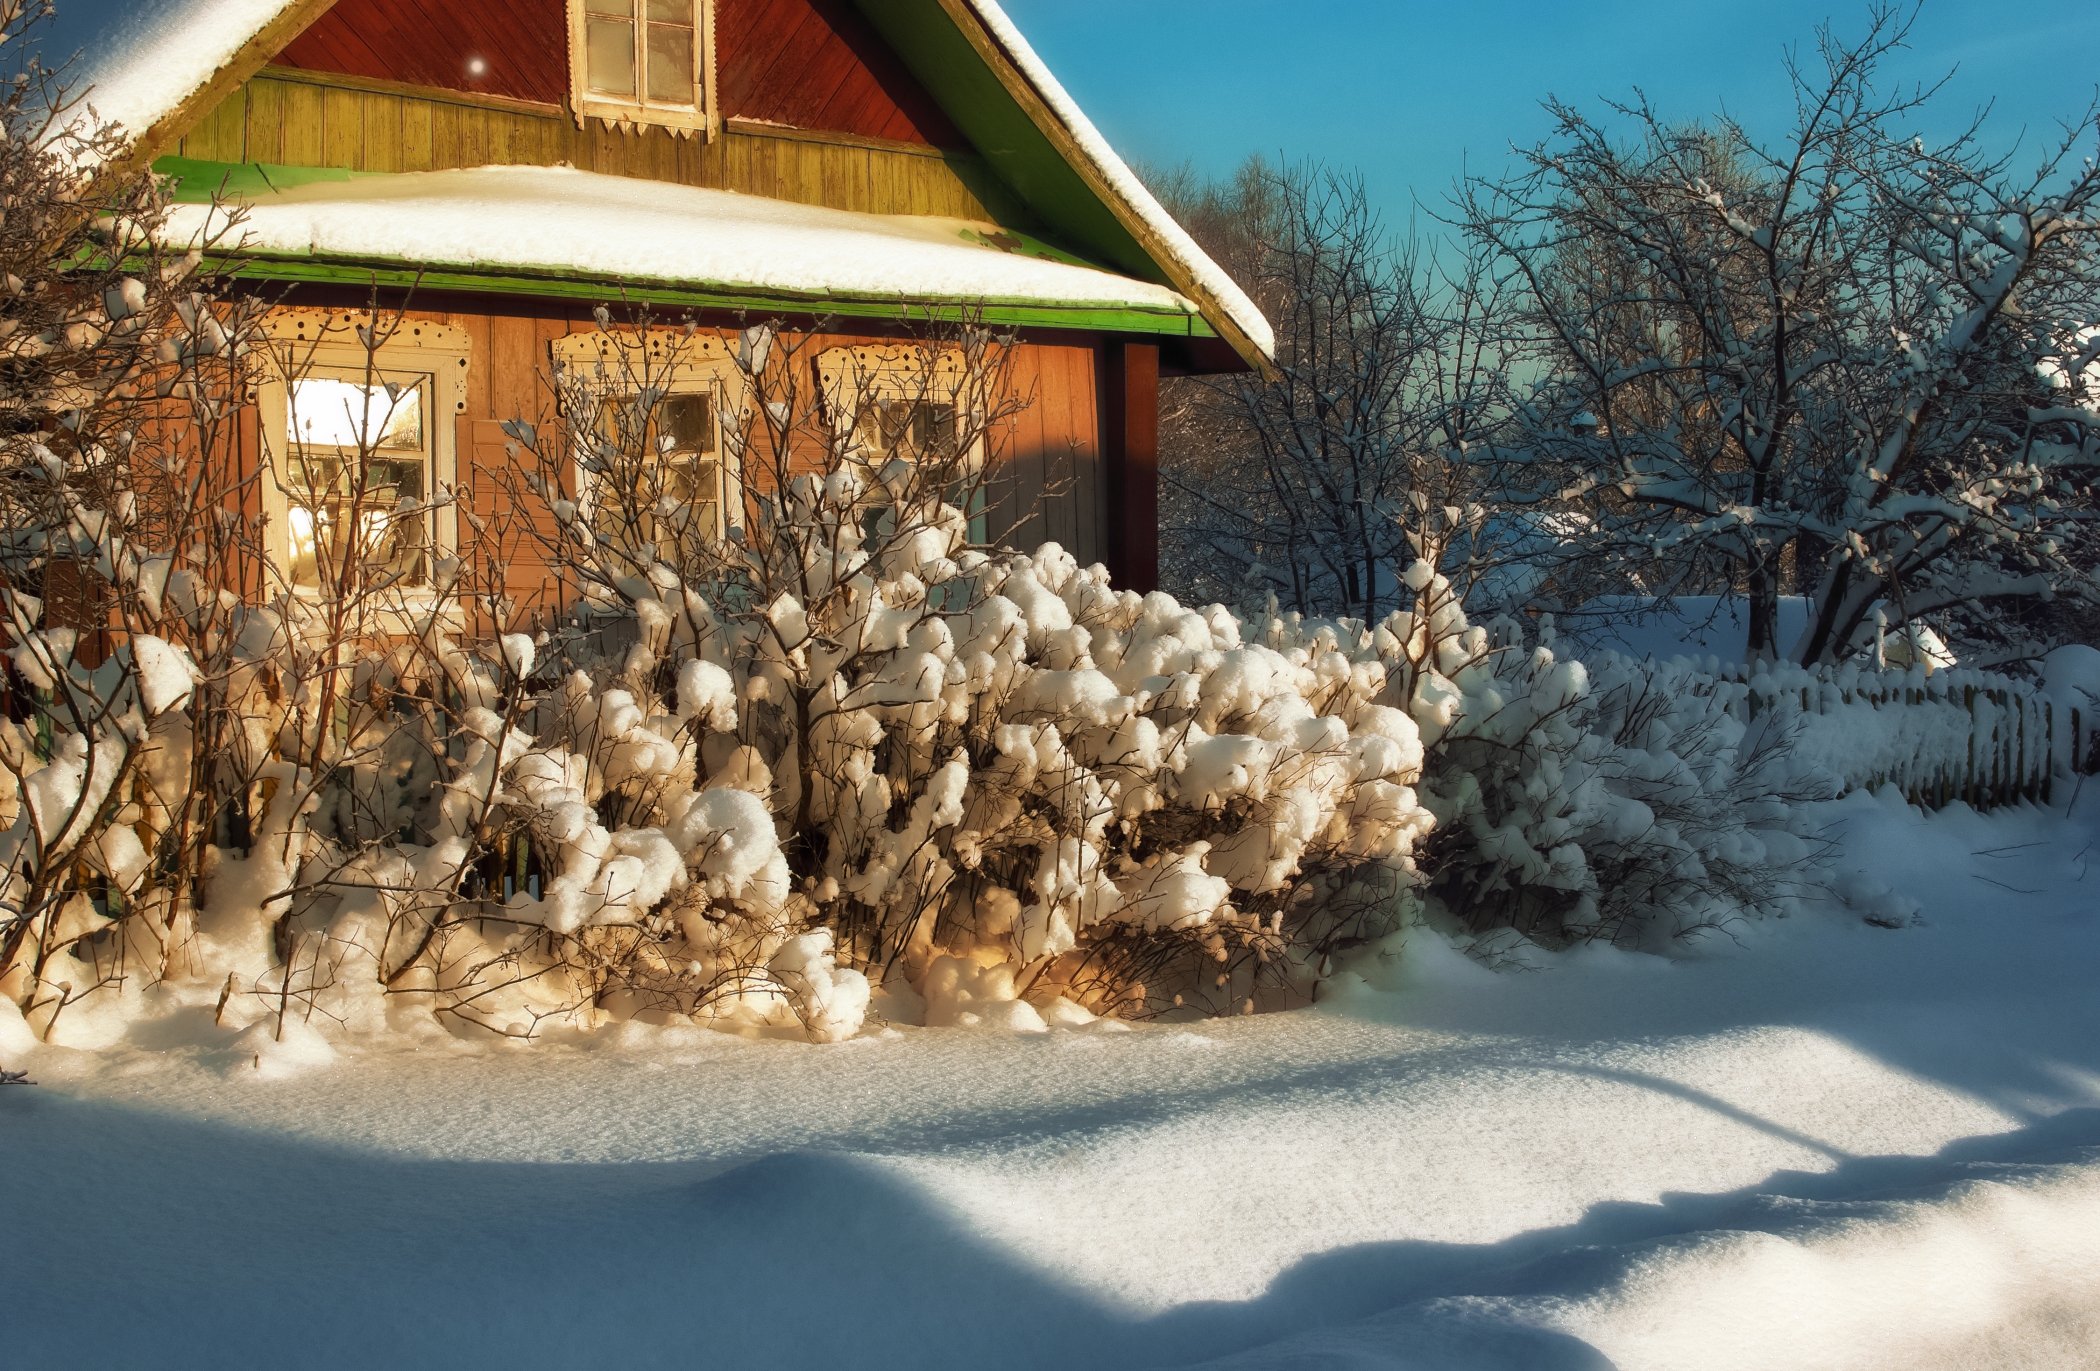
left=816, top=343, right=991, bottom=547
left=253, top=310, right=472, bottom=624
left=551, top=329, right=754, bottom=542
left=815, top=343, right=986, bottom=468
left=566, top=0, right=718, bottom=139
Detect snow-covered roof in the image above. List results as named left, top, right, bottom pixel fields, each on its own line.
left=38, top=0, right=1272, bottom=359
left=37, top=0, right=306, bottom=146
left=161, top=164, right=1208, bottom=318
left=962, top=1, right=1276, bottom=361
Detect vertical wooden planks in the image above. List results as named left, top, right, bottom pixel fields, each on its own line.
left=993, top=343, right=1046, bottom=553
left=278, top=81, right=327, bottom=166
left=320, top=86, right=363, bottom=169
left=1038, top=344, right=1079, bottom=557
left=361, top=92, right=403, bottom=172
left=1068, top=344, right=1103, bottom=567
left=400, top=96, right=436, bottom=171
left=981, top=341, right=1110, bottom=560
left=242, top=80, right=284, bottom=164
left=486, top=313, right=542, bottom=439
left=183, top=86, right=248, bottom=162
left=430, top=100, right=463, bottom=169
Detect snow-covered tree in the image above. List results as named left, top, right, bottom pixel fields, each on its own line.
left=1463, top=5, right=2100, bottom=665
left=0, top=2, right=280, bottom=1036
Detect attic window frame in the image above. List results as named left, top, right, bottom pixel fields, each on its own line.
left=566, top=0, right=719, bottom=139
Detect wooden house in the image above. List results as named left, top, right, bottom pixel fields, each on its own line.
left=46, top=0, right=1273, bottom=610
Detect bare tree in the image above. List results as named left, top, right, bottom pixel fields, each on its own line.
left=1154, top=158, right=1518, bottom=622
left=1465, top=4, right=2100, bottom=665
left=0, top=4, right=279, bottom=1033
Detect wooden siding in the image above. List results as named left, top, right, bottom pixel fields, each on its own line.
left=992, top=341, right=1104, bottom=565
left=276, top=0, right=966, bottom=148
left=716, top=0, right=963, bottom=146
left=239, top=296, right=1105, bottom=611
left=177, top=70, right=1027, bottom=223
left=277, top=0, right=566, bottom=108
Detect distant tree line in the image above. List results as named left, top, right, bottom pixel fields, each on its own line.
left=1151, top=3, right=2100, bottom=668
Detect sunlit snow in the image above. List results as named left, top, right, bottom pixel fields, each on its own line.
left=8, top=788, right=2100, bottom=1369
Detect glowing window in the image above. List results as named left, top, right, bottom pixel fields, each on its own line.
left=283, top=374, right=434, bottom=589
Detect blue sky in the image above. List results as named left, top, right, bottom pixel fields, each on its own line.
left=999, top=1, right=2100, bottom=219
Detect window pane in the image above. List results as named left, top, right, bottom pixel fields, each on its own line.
left=587, top=0, right=635, bottom=15
left=645, top=23, right=695, bottom=105
left=658, top=392, right=713, bottom=453
left=586, top=17, right=637, bottom=97
left=289, top=376, right=425, bottom=452
left=584, top=390, right=725, bottom=555
left=644, top=0, right=689, bottom=20
left=912, top=402, right=958, bottom=458
left=878, top=400, right=915, bottom=451
left=664, top=457, right=720, bottom=515
left=287, top=455, right=430, bottom=589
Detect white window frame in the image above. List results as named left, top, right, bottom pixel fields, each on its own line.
left=816, top=344, right=987, bottom=469
left=552, top=329, right=754, bottom=550
left=567, top=0, right=718, bottom=139
left=254, top=311, right=472, bottom=623
left=817, top=343, right=990, bottom=543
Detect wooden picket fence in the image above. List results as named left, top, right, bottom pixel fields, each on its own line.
left=1693, top=663, right=2090, bottom=812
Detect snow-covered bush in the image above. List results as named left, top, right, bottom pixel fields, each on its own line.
left=468, top=322, right=1439, bottom=1026
left=0, top=253, right=1447, bottom=1045
left=1378, top=569, right=1833, bottom=947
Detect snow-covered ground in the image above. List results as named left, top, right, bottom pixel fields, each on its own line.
left=7, top=786, right=2100, bottom=1370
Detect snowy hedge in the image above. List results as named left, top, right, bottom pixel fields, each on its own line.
left=4, top=519, right=1903, bottom=1048
left=2, top=525, right=1452, bottom=1045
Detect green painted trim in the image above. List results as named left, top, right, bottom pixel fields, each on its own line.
left=215, top=252, right=1217, bottom=339
left=850, top=0, right=1161, bottom=286
left=153, top=155, right=377, bottom=203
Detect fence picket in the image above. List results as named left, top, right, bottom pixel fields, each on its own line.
left=1671, top=657, right=2081, bottom=814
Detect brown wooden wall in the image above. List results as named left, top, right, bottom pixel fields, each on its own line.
left=176, top=69, right=1026, bottom=224
left=716, top=0, right=964, bottom=146
left=252, top=297, right=1106, bottom=612
left=277, top=0, right=965, bottom=147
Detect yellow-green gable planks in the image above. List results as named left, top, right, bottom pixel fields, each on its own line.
left=179, top=71, right=1030, bottom=226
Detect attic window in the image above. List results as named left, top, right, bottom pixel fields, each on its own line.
left=569, top=0, right=717, bottom=137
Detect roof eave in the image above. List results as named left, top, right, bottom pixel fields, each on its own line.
left=81, top=0, right=337, bottom=191
left=854, top=0, right=1275, bottom=378
left=207, top=249, right=1223, bottom=341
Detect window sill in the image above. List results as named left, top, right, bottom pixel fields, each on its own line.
left=571, top=97, right=715, bottom=139
left=284, top=583, right=468, bottom=637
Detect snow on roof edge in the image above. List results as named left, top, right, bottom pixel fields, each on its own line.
left=36, top=0, right=307, bottom=162
left=158, top=164, right=1209, bottom=322
left=960, top=0, right=1276, bottom=363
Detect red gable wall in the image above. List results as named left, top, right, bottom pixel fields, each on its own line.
left=276, top=0, right=965, bottom=147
